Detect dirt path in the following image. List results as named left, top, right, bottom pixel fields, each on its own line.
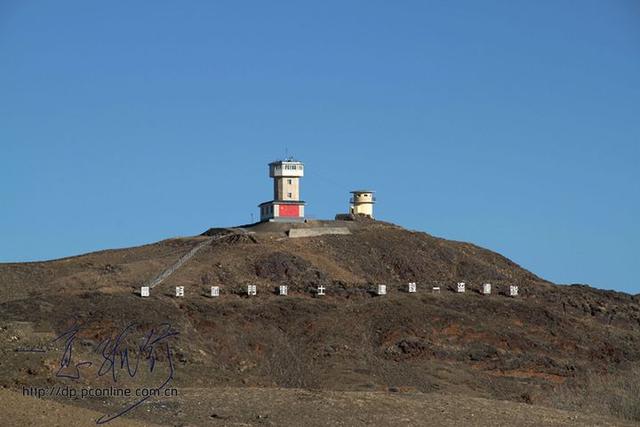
left=19, top=387, right=635, bottom=427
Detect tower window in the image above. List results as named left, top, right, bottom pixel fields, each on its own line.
left=287, top=179, right=292, bottom=184
left=287, top=192, right=292, bottom=198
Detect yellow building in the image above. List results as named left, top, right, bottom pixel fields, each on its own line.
left=350, top=190, right=375, bottom=218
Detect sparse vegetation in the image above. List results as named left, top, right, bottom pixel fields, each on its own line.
left=551, top=368, right=640, bottom=422
left=1, top=220, right=639, bottom=425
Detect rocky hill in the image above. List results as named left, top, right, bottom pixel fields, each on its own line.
left=1, top=219, right=639, bottom=425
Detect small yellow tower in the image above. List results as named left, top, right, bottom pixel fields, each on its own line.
left=350, top=190, right=375, bottom=218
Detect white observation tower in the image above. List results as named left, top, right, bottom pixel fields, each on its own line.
left=258, top=158, right=305, bottom=222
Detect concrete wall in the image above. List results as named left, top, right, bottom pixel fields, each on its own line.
left=288, top=227, right=351, bottom=238
left=274, top=177, right=300, bottom=201
left=269, top=161, right=304, bottom=177
left=352, top=203, right=374, bottom=217
left=260, top=202, right=305, bottom=221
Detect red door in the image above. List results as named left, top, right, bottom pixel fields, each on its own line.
left=279, top=204, right=300, bottom=217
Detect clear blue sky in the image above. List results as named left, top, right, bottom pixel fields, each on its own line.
left=1, top=1, right=638, bottom=293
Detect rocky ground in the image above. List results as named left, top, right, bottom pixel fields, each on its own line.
left=3, top=387, right=637, bottom=426
left=1, top=219, right=638, bottom=425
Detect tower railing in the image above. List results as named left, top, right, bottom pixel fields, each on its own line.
left=350, top=196, right=376, bottom=203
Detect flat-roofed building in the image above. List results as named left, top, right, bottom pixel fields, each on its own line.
left=350, top=190, right=375, bottom=218
left=258, top=158, right=306, bottom=222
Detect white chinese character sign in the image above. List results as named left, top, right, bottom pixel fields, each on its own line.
left=211, top=286, right=220, bottom=297
left=377, top=285, right=387, bottom=295
left=482, top=283, right=491, bottom=295
left=141, top=286, right=150, bottom=297
left=510, top=285, right=519, bottom=297
left=456, top=282, right=466, bottom=293
left=176, top=286, right=184, bottom=297
left=408, top=282, right=417, bottom=293
left=248, top=285, right=257, bottom=296
left=317, top=285, right=325, bottom=296
left=279, top=285, right=288, bottom=296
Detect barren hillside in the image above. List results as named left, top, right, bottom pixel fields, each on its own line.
left=1, top=219, right=639, bottom=425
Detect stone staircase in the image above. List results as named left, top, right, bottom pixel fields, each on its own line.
left=146, top=230, right=239, bottom=289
